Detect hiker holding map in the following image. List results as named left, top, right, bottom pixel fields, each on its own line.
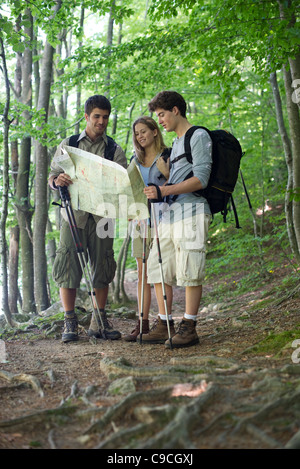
left=48, top=95, right=127, bottom=343
left=123, top=117, right=171, bottom=342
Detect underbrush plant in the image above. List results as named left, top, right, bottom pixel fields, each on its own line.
left=205, top=195, right=295, bottom=302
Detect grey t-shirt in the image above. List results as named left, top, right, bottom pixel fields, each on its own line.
left=166, top=127, right=212, bottom=219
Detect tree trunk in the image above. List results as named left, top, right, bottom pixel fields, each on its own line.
left=113, top=236, right=127, bottom=304
left=105, top=0, right=115, bottom=97
left=9, top=139, right=20, bottom=316
left=269, top=71, right=300, bottom=262
left=55, top=29, right=68, bottom=127
left=15, top=10, right=36, bottom=314
left=32, top=0, right=62, bottom=314
left=111, top=15, right=123, bottom=136
left=46, top=217, right=56, bottom=266
left=0, top=37, right=14, bottom=325
left=33, top=39, right=55, bottom=312
left=120, top=232, right=131, bottom=302
left=278, top=0, right=300, bottom=259
left=8, top=226, right=20, bottom=315
left=288, top=53, right=300, bottom=254
left=283, top=65, right=300, bottom=257
left=289, top=53, right=300, bottom=112
left=9, top=139, right=20, bottom=315
left=33, top=30, right=40, bottom=110
left=75, top=6, right=84, bottom=135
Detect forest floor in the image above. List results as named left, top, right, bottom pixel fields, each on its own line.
left=0, top=263, right=300, bottom=451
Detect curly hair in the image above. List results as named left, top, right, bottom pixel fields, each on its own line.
left=148, top=91, right=187, bottom=118
left=132, top=116, right=167, bottom=164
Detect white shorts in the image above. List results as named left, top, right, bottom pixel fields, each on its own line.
left=147, top=211, right=211, bottom=287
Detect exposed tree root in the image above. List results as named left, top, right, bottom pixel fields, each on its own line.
left=84, top=386, right=174, bottom=435
left=89, top=382, right=219, bottom=449
left=60, top=380, right=80, bottom=405
left=0, top=405, right=78, bottom=430
left=48, top=428, right=57, bottom=449
left=100, top=356, right=182, bottom=378
left=233, top=389, right=300, bottom=430
left=273, top=283, right=300, bottom=306
left=94, top=422, right=158, bottom=449
left=136, top=383, right=219, bottom=449
left=0, top=369, right=44, bottom=397
left=285, top=428, right=300, bottom=449
left=231, top=389, right=300, bottom=448
left=244, top=423, right=281, bottom=448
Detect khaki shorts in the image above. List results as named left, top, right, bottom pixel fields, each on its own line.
left=147, top=213, right=211, bottom=287
left=52, top=216, right=116, bottom=289
left=131, top=220, right=152, bottom=259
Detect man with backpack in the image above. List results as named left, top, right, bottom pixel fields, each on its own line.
left=142, top=91, right=212, bottom=348
left=48, top=95, right=127, bottom=343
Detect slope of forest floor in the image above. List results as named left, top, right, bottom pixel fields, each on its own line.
left=0, top=263, right=300, bottom=450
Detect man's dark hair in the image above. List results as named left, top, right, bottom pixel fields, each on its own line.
left=85, top=95, right=111, bottom=115
left=148, top=91, right=187, bottom=118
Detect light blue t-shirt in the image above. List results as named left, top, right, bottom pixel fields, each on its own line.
left=139, top=165, right=151, bottom=187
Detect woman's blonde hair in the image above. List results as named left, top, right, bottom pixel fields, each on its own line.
left=132, top=116, right=167, bottom=164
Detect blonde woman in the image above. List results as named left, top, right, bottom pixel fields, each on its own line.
left=124, top=116, right=171, bottom=341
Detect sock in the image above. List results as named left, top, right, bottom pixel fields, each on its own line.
left=65, top=310, right=75, bottom=318
left=159, top=314, right=173, bottom=321
left=184, top=313, right=197, bottom=321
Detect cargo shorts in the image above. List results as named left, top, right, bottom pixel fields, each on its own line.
left=147, top=212, right=211, bottom=287
left=52, top=215, right=116, bottom=289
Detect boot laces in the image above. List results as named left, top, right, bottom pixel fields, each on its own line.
left=149, top=318, right=159, bottom=331
left=99, top=311, right=117, bottom=331
left=177, top=320, right=190, bottom=335
left=64, top=317, right=78, bottom=333
left=130, top=322, right=140, bottom=334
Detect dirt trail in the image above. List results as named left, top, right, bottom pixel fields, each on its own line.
left=0, top=269, right=299, bottom=449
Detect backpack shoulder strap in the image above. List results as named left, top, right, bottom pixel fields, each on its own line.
left=68, top=134, right=81, bottom=148
left=161, top=147, right=172, bottom=161
left=171, top=126, right=211, bottom=165
left=68, top=133, right=117, bottom=161
left=184, top=126, right=211, bottom=162
left=104, top=135, right=118, bottom=161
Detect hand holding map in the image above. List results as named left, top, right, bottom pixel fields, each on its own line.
left=54, top=145, right=149, bottom=220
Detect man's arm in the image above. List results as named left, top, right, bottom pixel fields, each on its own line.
left=144, top=176, right=202, bottom=200
left=113, top=145, right=127, bottom=169
left=48, top=137, right=72, bottom=190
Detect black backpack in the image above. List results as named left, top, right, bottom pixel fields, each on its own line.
left=172, top=126, right=244, bottom=227
left=68, top=133, right=117, bottom=161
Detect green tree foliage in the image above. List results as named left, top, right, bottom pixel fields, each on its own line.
left=0, top=0, right=299, bottom=316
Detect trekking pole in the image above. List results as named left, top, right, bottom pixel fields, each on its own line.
left=148, top=186, right=173, bottom=350
left=139, top=219, right=147, bottom=344
left=56, top=186, right=107, bottom=339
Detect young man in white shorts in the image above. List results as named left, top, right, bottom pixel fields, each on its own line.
left=143, top=91, right=212, bottom=348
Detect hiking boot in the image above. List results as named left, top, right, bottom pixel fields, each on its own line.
left=88, top=310, right=121, bottom=340
left=62, top=311, right=78, bottom=343
left=140, top=317, right=175, bottom=344
left=165, top=318, right=199, bottom=349
left=123, top=319, right=149, bottom=342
